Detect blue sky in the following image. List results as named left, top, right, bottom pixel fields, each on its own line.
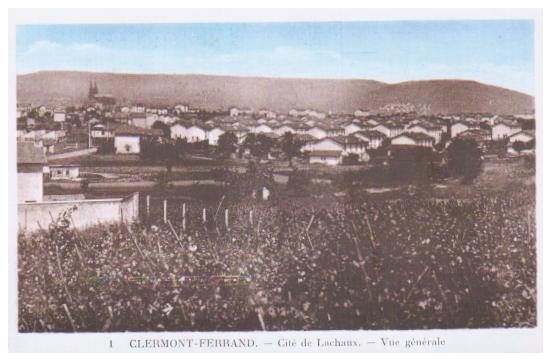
left=16, top=20, right=535, bottom=94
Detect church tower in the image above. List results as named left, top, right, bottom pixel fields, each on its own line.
left=88, top=80, right=99, bottom=100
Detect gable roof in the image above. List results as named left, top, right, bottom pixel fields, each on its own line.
left=309, top=150, right=343, bottom=158
left=115, top=124, right=163, bottom=137
left=393, top=131, right=434, bottom=142
left=329, top=135, right=365, bottom=146
left=353, top=130, right=387, bottom=139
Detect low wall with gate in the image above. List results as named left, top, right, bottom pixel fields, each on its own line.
left=18, top=192, right=139, bottom=233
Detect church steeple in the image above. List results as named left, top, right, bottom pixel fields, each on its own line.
left=88, top=80, right=99, bottom=99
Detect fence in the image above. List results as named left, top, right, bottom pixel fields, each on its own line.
left=18, top=192, right=139, bottom=233
left=143, top=194, right=259, bottom=233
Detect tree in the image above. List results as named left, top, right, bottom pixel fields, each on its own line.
left=446, top=138, right=483, bottom=184
left=388, top=146, right=434, bottom=186
left=158, top=140, right=179, bottom=174
left=342, top=153, right=360, bottom=165
left=512, top=141, right=525, bottom=154
left=152, top=121, right=171, bottom=138
left=140, top=138, right=179, bottom=173
left=279, top=132, right=301, bottom=166
left=80, top=178, right=90, bottom=193
left=217, top=131, right=238, bottom=159
left=243, top=133, right=274, bottom=160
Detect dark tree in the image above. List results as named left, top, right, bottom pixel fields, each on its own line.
left=80, top=178, right=90, bottom=193
left=216, top=131, right=238, bottom=159
left=151, top=121, right=171, bottom=138
left=512, top=141, right=525, bottom=154
left=446, top=138, right=483, bottom=184
left=158, top=140, right=179, bottom=174
left=388, top=147, right=434, bottom=186
left=342, top=153, right=360, bottom=165
left=279, top=132, right=302, bottom=166
left=141, top=138, right=180, bottom=173
left=243, top=133, right=274, bottom=160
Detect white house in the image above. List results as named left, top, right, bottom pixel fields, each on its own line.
left=388, top=123, right=405, bottom=138
left=49, top=164, right=80, bottom=180
left=230, top=107, right=254, bottom=117
left=303, top=137, right=345, bottom=154
left=115, top=134, right=141, bottom=154
left=308, top=110, right=326, bottom=119
left=131, top=105, right=145, bottom=113
left=391, top=132, right=434, bottom=148
left=129, top=112, right=155, bottom=129
left=114, top=124, right=163, bottom=154
left=354, top=109, right=371, bottom=117
left=451, top=122, right=470, bottom=138
left=183, top=125, right=209, bottom=142
left=303, top=136, right=367, bottom=164
left=258, top=109, right=277, bottom=119
left=331, top=136, right=368, bottom=160
left=91, top=122, right=119, bottom=144
left=17, top=142, right=47, bottom=203
left=252, top=124, right=274, bottom=134
left=352, top=130, right=387, bottom=149
left=274, top=125, right=296, bottom=137
left=343, top=123, right=364, bottom=136
left=307, top=126, right=329, bottom=139
left=366, top=118, right=380, bottom=126
left=373, top=124, right=392, bottom=137
left=492, top=122, right=522, bottom=140
left=170, top=122, right=188, bottom=139
left=170, top=123, right=209, bottom=142
left=53, top=111, right=66, bottom=123
left=508, top=130, right=534, bottom=144
left=207, top=126, right=226, bottom=146
left=407, top=124, right=443, bottom=144
left=308, top=150, right=343, bottom=166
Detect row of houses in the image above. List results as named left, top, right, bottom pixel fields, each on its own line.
left=84, top=109, right=535, bottom=161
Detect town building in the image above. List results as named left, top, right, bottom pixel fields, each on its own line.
left=492, top=121, right=522, bottom=140
left=17, top=142, right=47, bottom=203
left=49, top=164, right=80, bottom=180
left=390, top=132, right=434, bottom=148
left=114, top=124, right=163, bottom=154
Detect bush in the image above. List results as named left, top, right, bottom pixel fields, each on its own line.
left=18, top=191, right=536, bottom=331
left=446, top=138, right=482, bottom=184
left=342, top=153, right=360, bottom=165
left=287, top=171, right=311, bottom=195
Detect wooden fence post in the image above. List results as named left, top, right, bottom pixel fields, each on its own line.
left=146, top=195, right=150, bottom=218
left=225, top=209, right=229, bottom=229
left=182, top=203, right=186, bottom=232
left=202, top=208, right=207, bottom=224
left=163, top=199, right=167, bottom=224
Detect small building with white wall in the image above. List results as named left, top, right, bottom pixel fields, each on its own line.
left=49, top=164, right=80, bottom=180
left=492, top=122, right=522, bottom=140
left=17, top=142, right=46, bottom=203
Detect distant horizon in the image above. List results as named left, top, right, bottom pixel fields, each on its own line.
left=16, top=21, right=535, bottom=95
left=17, top=69, right=534, bottom=97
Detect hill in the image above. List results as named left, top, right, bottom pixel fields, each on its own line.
left=364, top=80, right=534, bottom=115
left=16, top=71, right=534, bottom=115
